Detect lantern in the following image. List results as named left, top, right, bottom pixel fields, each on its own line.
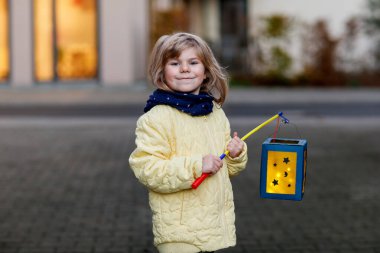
left=260, top=138, right=307, bottom=201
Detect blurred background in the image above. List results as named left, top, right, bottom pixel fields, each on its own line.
left=1, top=0, right=379, bottom=88
left=1, top=1, right=380, bottom=253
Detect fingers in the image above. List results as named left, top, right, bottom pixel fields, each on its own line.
left=232, top=132, right=242, bottom=142
left=210, top=156, right=222, bottom=174
left=228, top=136, right=243, bottom=149
left=214, top=156, right=223, bottom=169
left=228, top=131, right=244, bottom=158
left=202, top=154, right=223, bottom=175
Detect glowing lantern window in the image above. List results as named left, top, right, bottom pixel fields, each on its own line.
left=260, top=138, right=307, bottom=201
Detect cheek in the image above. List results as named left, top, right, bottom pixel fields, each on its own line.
left=163, top=67, right=175, bottom=80
left=198, top=67, right=206, bottom=79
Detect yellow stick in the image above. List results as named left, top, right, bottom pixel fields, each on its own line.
left=222, top=114, right=280, bottom=157
left=241, top=114, right=280, bottom=141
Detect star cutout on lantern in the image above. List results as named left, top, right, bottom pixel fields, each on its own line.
left=284, top=171, right=288, bottom=177
left=272, top=179, right=279, bottom=186
left=283, top=157, right=290, bottom=164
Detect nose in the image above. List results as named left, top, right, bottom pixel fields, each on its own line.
left=180, top=63, right=190, bottom=72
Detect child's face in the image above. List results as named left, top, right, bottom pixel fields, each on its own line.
left=163, top=47, right=206, bottom=95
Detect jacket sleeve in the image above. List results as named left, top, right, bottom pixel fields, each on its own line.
left=129, top=110, right=203, bottom=194
left=224, top=118, right=248, bottom=176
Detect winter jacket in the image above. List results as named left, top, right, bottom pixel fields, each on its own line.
left=129, top=103, right=248, bottom=252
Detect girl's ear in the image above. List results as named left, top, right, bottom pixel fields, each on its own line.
left=202, top=74, right=210, bottom=86
left=203, top=70, right=209, bottom=80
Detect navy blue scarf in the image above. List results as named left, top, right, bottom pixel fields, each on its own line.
left=144, top=89, right=214, bottom=116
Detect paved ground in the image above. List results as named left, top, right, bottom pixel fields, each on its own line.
left=0, top=86, right=380, bottom=253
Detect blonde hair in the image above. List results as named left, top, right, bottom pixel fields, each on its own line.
left=148, top=32, right=228, bottom=105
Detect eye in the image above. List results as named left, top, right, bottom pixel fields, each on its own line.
left=168, top=61, right=179, bottom=66
left=190, top=61, right=199, bottom=65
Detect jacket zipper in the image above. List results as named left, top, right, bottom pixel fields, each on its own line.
left=203, top=115, right=228, bottom=245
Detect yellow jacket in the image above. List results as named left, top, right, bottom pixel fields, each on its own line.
left=129, top=104, right=248, bottom=252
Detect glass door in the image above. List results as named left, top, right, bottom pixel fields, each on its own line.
left=34, top=0, right=54, bottom=82
left=220, top=0, right=248, bottom=74
left=0, top=0, right=9, bottom=82
left=34, top=0, right=98, bottom=82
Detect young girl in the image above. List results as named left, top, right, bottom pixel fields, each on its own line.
left=129, top=32, right=248, bottom=253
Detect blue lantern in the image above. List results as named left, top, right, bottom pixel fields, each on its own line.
left=260, top=138, right=307, bottom=201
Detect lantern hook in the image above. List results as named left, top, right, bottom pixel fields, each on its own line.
left=278, top=112, right=290, bottom=124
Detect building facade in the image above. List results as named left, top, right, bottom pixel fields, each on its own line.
left=0, top=0, right=368, bottom=88
left=0, top=0, right=148, bottom=87
left=0, top=0, right=253, bottom=88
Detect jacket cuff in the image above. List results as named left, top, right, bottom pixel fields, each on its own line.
left=191, top=154, right=203, bottom=179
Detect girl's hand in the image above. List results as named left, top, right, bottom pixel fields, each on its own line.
left=202, top=154, right=223, bottom=175
left=227, top=132, right=244, bottom=158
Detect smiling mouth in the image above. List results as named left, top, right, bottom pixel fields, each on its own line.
left=176, top=76, right=195, bottom=79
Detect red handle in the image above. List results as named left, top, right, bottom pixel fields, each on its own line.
left=191, top=173, right=210, bottom=189
left=192, top=153, right=226, bottom=189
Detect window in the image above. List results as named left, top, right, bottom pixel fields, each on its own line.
left=220, top=0, right=248, bottom=74
left=0, top=0, right=9, bottom=82
left=34, top=0, right=54, bottom=81
left=34, top=0, right=98, bottom=82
